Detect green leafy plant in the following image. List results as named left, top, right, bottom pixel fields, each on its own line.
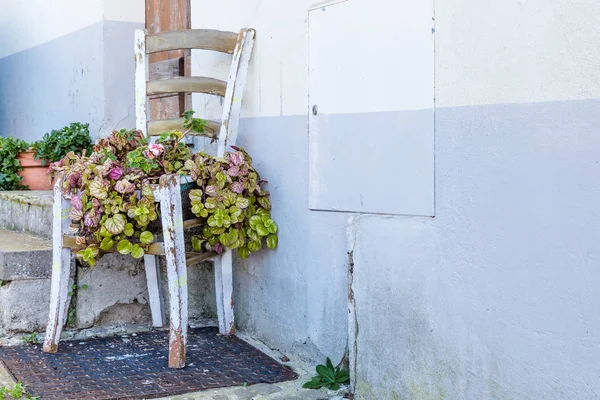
left=0, top=381, right=38, bottom=399
left=50, top=111, right=278, bottom=266
left=20, top=332, right=38, bottom=345
left=303, top=358, right=350, bottom=391
left=186, top=146, right=277, bottom=258
left=0, top=137, right=28, bottom=190
left=31, top=123, right=93, bottom=165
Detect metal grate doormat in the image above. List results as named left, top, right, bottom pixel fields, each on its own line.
left=0, top=327, right=297, bottom=400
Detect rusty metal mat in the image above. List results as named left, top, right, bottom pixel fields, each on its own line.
left=0, top=327, right=297, bottom=400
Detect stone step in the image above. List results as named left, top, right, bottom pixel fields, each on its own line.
left=0, top=191, right=53, bottom=240
left=0, top=229, right=52, bottom=281
left=0, top=229, right=53, bottom=333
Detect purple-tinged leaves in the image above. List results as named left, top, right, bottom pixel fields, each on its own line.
left=109, top=165, right=124, bottom=180
left=205, top=185, right=218, bottom=197
left=115, top=179, right=135, bottom=194
left=231, top=181, right=244, bottom=194
left=70, top=196, right=83, bottom=211
left=228, top=151, right=245, bottom=166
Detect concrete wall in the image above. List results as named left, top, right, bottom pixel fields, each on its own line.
left=0, top=0, right=144, bottom=141
left=192, top=0, right=600, bottom=399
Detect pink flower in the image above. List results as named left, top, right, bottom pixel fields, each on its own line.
left=109, top=165, right=124, bottom=180
left=215, top=242, right=224, bottom=254
left=143, top=143, right=164, bottom=159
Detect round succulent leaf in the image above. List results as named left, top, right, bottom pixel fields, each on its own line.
left=249, top=215, right=262, bottom=230
left=247, top=229, right=259, bottom=242
left=247, top=240, right=262, bottom=253
left=235, top=197, right=250, bottom=209
left=189, top=189, right=203, bottom=202
left=105, top=213, right=126, bottom=235
left=124, top=223, right=134, bottom=237
left=267, top=234, right=278, bottom=250
left=264, top=219, right=278, bottom=234
left=117, top=239, right=133, bottom=255
left=205, top=198, right=218, bottom=209
left=131, top=244, right=145, bottom=259
left=255, top=223, right=269, bottom=237
left=140, top=231, right=154, bottom=244
left=100, top=237, right=114, bottom=251
left=219, top=233, right=231, bottom=247
left=207, top=215, right=218, bottom=227
left=89, top=180, right=108, bottom=199
left=191, top=236, right=204, bottom=251
left=70, top=209, right=84, bottom=221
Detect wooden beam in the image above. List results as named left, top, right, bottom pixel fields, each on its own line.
left=135, top=29, right=149, bottom=135
left=217, top=28, right=255, bottom=156
left=159, top=174, right=189, bottom=368
left=43, top=177, right=74, bottom=353
left=148, top=118, right=219, bottom=139
left=147, top=29, right=238, bottom=54
left=62, top=235, right=166, bottom=255
left=144, top=254, right=165, bottom=327
left=214, top=249, right=235, bottom=335
left=147, top=76, right=226, bottom=96
left=186, top=251, right=217, bottom=266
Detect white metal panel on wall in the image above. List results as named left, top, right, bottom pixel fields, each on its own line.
left=308, top=0, right=435, bottom=216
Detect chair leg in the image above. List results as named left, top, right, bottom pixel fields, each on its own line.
left=144, top=254, right=165, bottom=327
left=215, top=249, right=235, bottom=335
left=43, top=182, right=72, bottom=353
left=159, top=175, right=188, bottom=368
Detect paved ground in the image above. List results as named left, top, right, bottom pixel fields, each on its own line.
left=153, top=331, right=349, bottom=400
left=0, top=321, right=349, bottom=400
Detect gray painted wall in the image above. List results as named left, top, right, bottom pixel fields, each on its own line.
left=232, top=99, right=600, bottom=399
left=0, top=20, right=141, bottom=142
left=352, top=100, right=600, bottom=399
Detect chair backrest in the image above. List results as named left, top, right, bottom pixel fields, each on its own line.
left=134, top=28, right=256, bottom=157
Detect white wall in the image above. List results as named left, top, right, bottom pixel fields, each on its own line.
left=0, top=0, right=103, bottom=58
left=0, top=0, right=144, bottom=141
left=192, top=0, right=600, bottom=399
left=436, top=0, right=600, bottom=108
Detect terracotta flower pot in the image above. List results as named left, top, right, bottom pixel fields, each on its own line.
left=17, top=150, right=53, bottom=190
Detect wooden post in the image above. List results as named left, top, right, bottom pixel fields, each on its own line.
left=43, top=178, right=73, bottom=353
left=212, top=28, right=255, bottom=336
left=144, top=254, right=165, bottom=327
left=135, top=29, right=148, bottom=135
left=214, top=249, right=235, bottom=335
left=216, top=28, right=256, bottom=156
left=159, top=174, right=188, bottom=368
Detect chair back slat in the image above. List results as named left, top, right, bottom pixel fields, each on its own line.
left=147, top=76, right=227, bottom=97
left=148, top=118, right=219, bottom=139
left=147, top=29, right=238, bottom=54
left=135, top=27, right=255, bottom=157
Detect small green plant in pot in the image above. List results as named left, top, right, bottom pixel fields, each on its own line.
left=21, top=123, right=94, bottom=190
left=0, top=137, right=29, bottom=190
left=31, top=123, right=94, bottom=166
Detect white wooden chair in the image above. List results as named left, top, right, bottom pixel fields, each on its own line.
left=43, top=28, right=256, bottom=368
